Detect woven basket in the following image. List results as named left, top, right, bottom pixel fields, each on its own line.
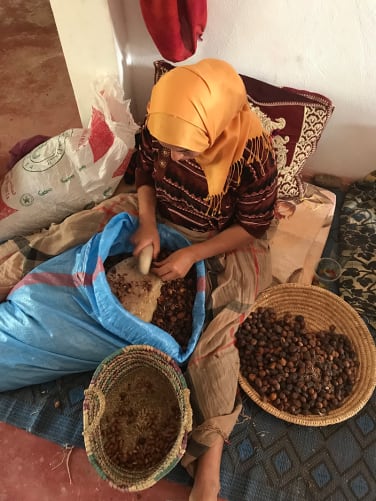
left=83, top=345, right=192, bottom=491
left=238, top=284, right=376, bottom=426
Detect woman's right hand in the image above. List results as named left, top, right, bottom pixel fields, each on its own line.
left=131, top=220, right=160, bottom=260
left=133, top=185, right=160, bottom=258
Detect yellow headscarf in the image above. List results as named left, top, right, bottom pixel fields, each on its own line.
left=146, top=58, right=266, bottom=204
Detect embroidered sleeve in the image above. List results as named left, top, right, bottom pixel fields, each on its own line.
left=236, top=145, right=278, bottom=238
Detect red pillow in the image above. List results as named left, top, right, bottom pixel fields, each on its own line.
left=153, top=60, right=334, bottom=200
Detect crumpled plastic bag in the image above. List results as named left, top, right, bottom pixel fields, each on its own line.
left=0, top=212, right=206, bottom=391
left=0, top=76, right=139, bottom=242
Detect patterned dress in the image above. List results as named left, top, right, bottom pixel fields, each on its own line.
left=134, top=125, right=278, bottom=238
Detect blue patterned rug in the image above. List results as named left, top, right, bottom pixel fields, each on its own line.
left=221, top=390, right=375, bottom=501
left=0, top=186, right=375, bottom=501
left=0, top=370, right=374, bottom=501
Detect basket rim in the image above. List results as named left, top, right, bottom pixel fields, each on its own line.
left=238, top=283, right=376, bottom=426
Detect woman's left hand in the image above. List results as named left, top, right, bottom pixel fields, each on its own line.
left=151, top=247, right=196, bottom=281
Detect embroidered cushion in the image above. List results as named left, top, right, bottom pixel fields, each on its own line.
left=154, top=60, right=334, bottom=200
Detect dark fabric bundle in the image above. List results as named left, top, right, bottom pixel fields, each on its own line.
left=140, top=0, right=207, bottom=62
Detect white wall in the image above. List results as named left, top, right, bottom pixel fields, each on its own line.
left=49, top=0, right=123, bottom=127
left=51, top=0, right=376, bottom=181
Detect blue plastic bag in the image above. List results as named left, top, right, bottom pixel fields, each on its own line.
left=0, top=213, right=206, bottom=391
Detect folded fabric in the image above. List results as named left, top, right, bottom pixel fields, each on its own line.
left=339, top=171, right=376, bottom=333
left=0, top=192, right=136, bottom=302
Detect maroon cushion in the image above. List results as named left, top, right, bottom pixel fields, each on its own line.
left=153, top=60, right=334, bottom=200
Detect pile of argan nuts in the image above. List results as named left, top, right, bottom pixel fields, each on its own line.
left=105, top=249, right=197, bottom=351
left=236, top=307, right=359, bottom=416
left=151, top=249, right=196, bottom=350
left=100, top=378, right=181, bottom=470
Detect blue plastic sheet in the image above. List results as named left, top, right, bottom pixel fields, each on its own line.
left=0, top=213, right=206, bottom=391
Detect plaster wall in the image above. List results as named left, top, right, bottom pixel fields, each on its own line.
left=49, top=0, right=123, bottom=127
left=50, top=0, right=376, bottom=181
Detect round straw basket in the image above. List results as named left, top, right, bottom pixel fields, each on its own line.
left=238, top=284, right=376, bottom=426
left=83, top=345, right=192, bottom=492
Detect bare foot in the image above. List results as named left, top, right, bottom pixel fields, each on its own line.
left=189, top=479, right=220, bottom=501
left=188, top=437, right=223, bottom=501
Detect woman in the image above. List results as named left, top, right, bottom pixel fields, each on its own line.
left=131, top=59, right=278, bottom=501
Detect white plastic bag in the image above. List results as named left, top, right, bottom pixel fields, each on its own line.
left=0, top=76, right=139, bottom=243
